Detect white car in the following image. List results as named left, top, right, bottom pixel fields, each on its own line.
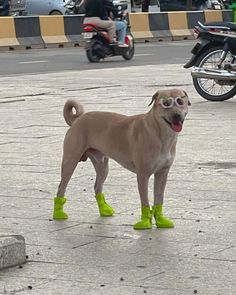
left=25, top=0, right=67, bottom=15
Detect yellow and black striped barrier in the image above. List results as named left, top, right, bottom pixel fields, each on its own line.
left=0, top=10, right=233, bottom=50
left=0, top=15, right=84, bottom=49
left=0, top=17, right=19, bottom=47
left=129, top=9, right=233, bottom=41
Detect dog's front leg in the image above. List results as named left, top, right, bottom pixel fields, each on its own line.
left=133, top=173, right=152, bottom=230
left=153, top=168, right=174, bottom=228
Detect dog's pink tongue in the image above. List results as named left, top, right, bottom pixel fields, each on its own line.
left=171, top=122, right=183, bottom=132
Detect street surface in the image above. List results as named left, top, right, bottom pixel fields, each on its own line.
left=0, top=41, right=194, bottom=75
left=0, top=41, right=235, bottom=294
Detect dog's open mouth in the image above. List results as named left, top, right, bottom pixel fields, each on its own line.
left=163, top=117, right=183, bottom=132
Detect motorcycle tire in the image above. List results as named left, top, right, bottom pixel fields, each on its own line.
left=193, top=46, right=236, bottom=101
left=86, top=39, right=102, bottom=63
left=122, top=39, right=135, bottom=61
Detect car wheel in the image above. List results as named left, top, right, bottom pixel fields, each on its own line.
left=50, top=10, right=62, bottom=15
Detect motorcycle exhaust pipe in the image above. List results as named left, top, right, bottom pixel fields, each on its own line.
left=191, top=67, right=236, bottom=81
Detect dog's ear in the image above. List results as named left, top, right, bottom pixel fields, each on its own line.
left=183, top=90, right=191, bottom=106
left=148, top=92, right=158, bottom=106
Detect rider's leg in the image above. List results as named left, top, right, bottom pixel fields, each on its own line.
left=83, top=17, right=116, bottom=42
left=115, top=21, right=127, bottom=45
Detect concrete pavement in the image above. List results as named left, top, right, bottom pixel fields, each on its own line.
left=0, top=62, right=235, bottom=294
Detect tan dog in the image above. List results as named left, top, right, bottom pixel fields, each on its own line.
left=53, top=89, right=190, bottom=230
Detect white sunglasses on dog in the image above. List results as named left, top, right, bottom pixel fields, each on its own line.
left=158, top=96, right=187, bottom=109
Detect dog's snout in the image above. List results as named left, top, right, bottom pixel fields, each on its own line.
left=172, top=113, right=182, bottom=122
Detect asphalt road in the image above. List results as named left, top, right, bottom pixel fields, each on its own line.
left=0, top=40, right=195, bottom=76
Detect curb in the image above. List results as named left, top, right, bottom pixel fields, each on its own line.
left=0, top=234, right=26, bottom=270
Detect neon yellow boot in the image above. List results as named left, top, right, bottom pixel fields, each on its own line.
left=152, top=204, right=174, bottom=228
left=96, top=193, right=114, bottom=217
left=133, top=206, right=152, bottom=230
left=53, top=197, right=68, bottom=220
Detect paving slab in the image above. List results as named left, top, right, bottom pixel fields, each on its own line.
left=0, top=234, right=26, bottom=270
left=0, top=63, right=235, bottom=294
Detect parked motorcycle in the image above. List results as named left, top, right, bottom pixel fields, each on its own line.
left=184, top=21, right=236, bottom=101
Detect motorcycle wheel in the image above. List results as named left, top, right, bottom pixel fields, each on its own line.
left=193, top=46, right=236, bottom=101
left=86, top=39, right=101, bottom=63
left=122, top=38, right=135, bottom=60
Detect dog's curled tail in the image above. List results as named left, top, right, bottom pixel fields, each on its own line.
left=63, top=100, right=84, bottom=126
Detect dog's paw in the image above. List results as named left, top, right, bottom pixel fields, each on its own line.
left=96, top=193, right=114, bottom=217
left=53, top=210, right=69, bottom=220
left=152, top=204, right=174, bottom=228
left=155, top=217, right=174, bottom=228
left=133, top=219, right=152, bottom=230
left=53, top=197, right=68, bottom=220
left=99, top=203, right=114, bottom=217
left=133, top=206, right=153, bottom=230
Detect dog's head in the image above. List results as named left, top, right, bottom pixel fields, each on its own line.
left=148, top=89, right=191, bottom=133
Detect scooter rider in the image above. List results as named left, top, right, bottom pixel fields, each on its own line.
left=82, top=0, right=127, bottom=46
left=105, top=0, right=128, bottom=46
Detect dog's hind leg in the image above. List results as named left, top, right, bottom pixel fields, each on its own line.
left=152, top=168, right=174, bottom=228
left=88, top=151, right=114, bottom=217
left=53, top=144, right=84, bottom=220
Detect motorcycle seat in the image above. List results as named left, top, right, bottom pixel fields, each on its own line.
left=204, top=22, right=236, bottom=31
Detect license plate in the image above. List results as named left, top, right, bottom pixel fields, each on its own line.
left=82, top=32, right=94, bottom=39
